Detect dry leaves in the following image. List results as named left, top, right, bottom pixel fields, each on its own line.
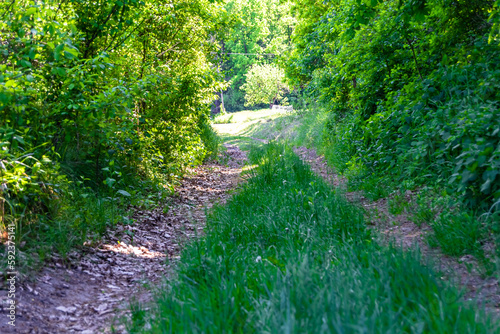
left=0, top=144, right=246, bottom=334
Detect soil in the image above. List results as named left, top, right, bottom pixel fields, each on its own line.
left=0, top=144, right=247, bottom=334
left=293, top=146, right=500, bottom=318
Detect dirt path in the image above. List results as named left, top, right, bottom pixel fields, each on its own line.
left=293, top=146, right=500, bottom=317
left=0, top=144, right=247, bottom=334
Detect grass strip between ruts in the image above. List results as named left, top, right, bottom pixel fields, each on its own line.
left=127, top=143, right=494, bottom=333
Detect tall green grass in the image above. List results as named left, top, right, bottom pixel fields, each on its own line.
left=127, top=143, right=494, bottom=333
left=278, top=107, right=496, bottom=260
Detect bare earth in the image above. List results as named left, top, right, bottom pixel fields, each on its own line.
left=293, top=146, right=500, bottom=318
left=0, top=144, right=247, bottom=334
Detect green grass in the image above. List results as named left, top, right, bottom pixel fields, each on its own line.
left=212, top=113, right=235, bottom=124
left=219, top=134, right=259, bottom=151
left=429, top=211, right=485, bottom=257
left=212, top=108, right=326, bottom=152
left=0, top=186, right=117, bottom=275
left=212, top=108, right=294, bottom=146
left=212, top=107, right=497, bottom=262
left=222, top=108, right=286, bottom=124
left=126, top=143, right=494, bottom=333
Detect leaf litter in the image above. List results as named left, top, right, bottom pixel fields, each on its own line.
left=0, top=144, right=247, bottom=334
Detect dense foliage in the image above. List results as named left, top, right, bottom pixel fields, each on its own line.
left=220, top=0, right=295, bottom=111
left=286, top=0, right=500, bottom=212
left=0, top=0, right=226, bottom=257
left=241, top=63, right=289, bottom=107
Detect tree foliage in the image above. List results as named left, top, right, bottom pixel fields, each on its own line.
left=241, top=64, right=289, bottom=107
left=0, top=0, right=227, bottom=247
left=286, top=0, right=500, bottom=209
left=220, top=0, right=295, bottom=111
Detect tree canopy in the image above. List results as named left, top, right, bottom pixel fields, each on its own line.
left=220, top=0, right=295, bottom=111
left=0, top=0, right=229, bottom=249
left=241, top=63, right=289, bottom=107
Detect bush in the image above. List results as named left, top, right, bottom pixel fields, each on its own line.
left=286, top=0, right=500, bottom=211
left=0, top=0, right=226, bottom=265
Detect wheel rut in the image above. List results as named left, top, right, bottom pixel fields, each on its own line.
left=0, top=145, right=247, bottom=334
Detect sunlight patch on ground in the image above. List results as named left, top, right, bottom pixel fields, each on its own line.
left=212, top=108, right=302, bottom=151
left=100, top=242, right=166, bottom=259
left=212, top=108, right=286, bottom=136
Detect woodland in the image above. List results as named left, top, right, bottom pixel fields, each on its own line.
left=1, top=0, right=500, bottom=332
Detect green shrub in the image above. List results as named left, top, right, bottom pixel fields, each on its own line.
left=360, top=52, right=500, bottom=209
left=285, top=0, right=500, bottom=212
left=199, top=117, right=222, bottom=160
left=0, top=0, right=226, bottom=266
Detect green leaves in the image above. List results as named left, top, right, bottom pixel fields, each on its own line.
left=489, top=0, right=500, bottom=44
left=116, top=189, right=132, bottom=197
left=0, top=0, right=228, bottom=254
left=241, top=63, right=289, bottom=107
left=286, top=0, right=500, bottom=209
left=221, top=0, right=296, bottom=111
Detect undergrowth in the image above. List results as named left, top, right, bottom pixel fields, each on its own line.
left=126, top=143, right=494, bottom=333
left=0, top=0, right=224, bottom=278
left=0, top=121, right=221, bottom=276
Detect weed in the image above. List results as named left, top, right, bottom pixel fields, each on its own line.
left=388, top=192, right=411, bottom=215
left=429, top=210, right=484, bottom=257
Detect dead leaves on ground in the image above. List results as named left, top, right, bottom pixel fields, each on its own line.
left=0, top=144, right=247, bottom=334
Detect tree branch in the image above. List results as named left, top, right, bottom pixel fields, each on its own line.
left=107, top=17, right=149, bottom=52
left=406, top=36, right=423, bottom=82
left=1, top=0, right=16, bottom=20
left=83, top=4, right=119, bottom=58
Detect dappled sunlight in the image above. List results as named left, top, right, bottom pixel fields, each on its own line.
left=8, top=142, right=248, bottom=334
left=212, top=108, right=300, bottom=150
left=212, top=108, right=288, bottom=136
left=99, top=242, right=166, bottom=259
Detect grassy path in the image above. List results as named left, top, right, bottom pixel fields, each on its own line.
left=121, top=111, right=497, bottom=332
left=127, top=143, right=494, bottom=332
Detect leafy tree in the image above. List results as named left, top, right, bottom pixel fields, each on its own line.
left=221, top=0, right=296, bottom=111
left=285, top=0, right=500, bottom=209
left=0, top=0, right=229, bottom=250
left=241, top=63, right=289, bottom=107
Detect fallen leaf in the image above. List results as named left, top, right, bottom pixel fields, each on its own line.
left=56, top=306, right=77, bottom=314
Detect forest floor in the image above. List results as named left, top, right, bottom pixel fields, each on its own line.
left=0, top=145, right=247, bottom=333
